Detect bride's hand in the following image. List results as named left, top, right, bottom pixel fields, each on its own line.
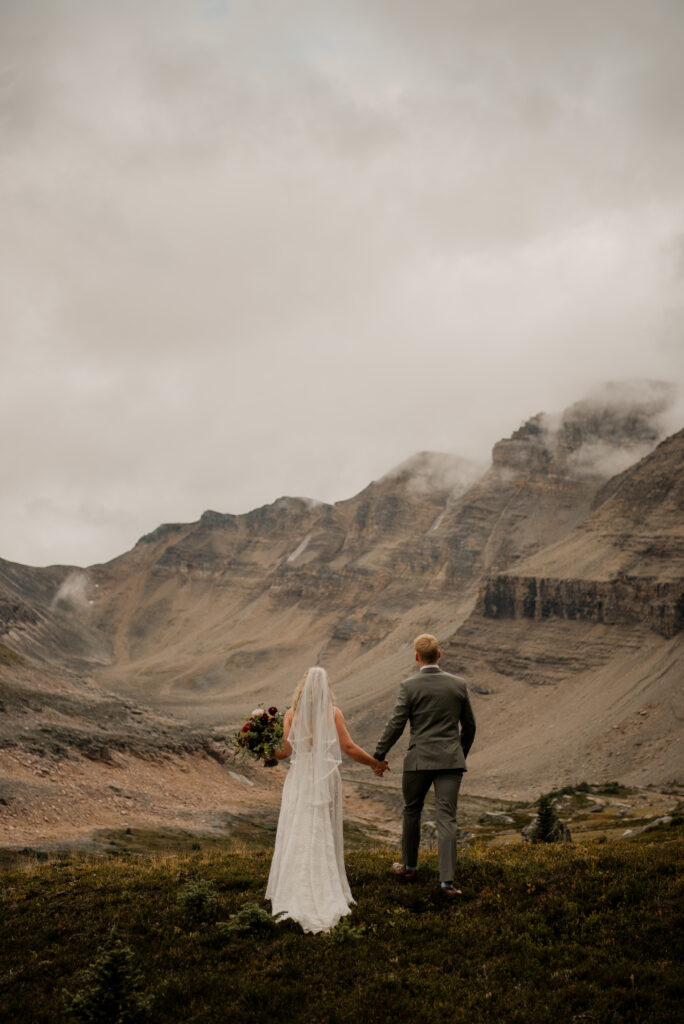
left=372, top=759, right=389, bottom=777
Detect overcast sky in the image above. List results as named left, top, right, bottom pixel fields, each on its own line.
left=2, top=0, right=683, bottom=568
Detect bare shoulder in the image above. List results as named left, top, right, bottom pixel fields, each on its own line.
left=333, top=707, right=352, bottom=746
left=334, top=707, right=350, bottom=735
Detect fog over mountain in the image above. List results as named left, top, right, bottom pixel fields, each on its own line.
left=2, top=1, right=684, bottom=567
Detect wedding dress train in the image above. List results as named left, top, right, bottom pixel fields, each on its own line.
left=266, top=669, right=354, bottom=934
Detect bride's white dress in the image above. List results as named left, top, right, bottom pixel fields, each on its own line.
left=266, top=671, right=354, bottom=934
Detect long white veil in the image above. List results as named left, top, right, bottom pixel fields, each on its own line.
left=288, top=666, right=341, bottom=806
left=266, top=664, right=353, bottom=933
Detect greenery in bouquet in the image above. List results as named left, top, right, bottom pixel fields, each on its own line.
left=232, top=706, right=285, bottom=767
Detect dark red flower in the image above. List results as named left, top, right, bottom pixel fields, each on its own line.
left=268, top=706, right=278, bottom=715
left=260, top=713, right=269, bottom=724
left=241, top=723, right=250, bottom=733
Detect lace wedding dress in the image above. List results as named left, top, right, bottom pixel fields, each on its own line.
left=266, top=667, right=355, bottom=934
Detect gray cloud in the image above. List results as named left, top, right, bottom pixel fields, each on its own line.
left=381, top=452, right=485, bottom=497
left=51, top=570, right=92, bottom=612
left=1, top=0, right=683, bottom=567
left=543, top=379, right=680, bottom=478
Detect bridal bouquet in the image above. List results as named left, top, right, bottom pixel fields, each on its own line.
left=232, top=706, right=284, bottom=767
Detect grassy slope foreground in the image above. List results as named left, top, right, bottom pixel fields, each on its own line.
left=1, top=830, right=682, bottom=1024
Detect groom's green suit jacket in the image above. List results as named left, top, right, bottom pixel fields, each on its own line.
left=374, top=665, right=476, bottom=771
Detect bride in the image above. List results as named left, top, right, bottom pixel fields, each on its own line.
left=266, top=666, right=388, bottom=934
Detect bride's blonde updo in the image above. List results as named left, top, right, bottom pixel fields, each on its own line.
left=292, top=666, right=335, bottom=712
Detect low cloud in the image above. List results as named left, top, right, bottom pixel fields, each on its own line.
left=51, top=572, right=92, bottom=613
left=381, top=452, right=486, bottom=498
left=560, top=379, right=677, bottom=433
left=565, top=439, right=660, bottom=480
left=535, top=379, right=679, bottom=478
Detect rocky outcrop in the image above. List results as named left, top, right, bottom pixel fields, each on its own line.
left=615, top=815, right=674, bottom=840
left=492, top=420, right=553, bottom=472
left=135, top=522, right=186, bottom=547
left=0, top=592, right=38, bottom=636
left=268, top=565, right=384, bottom=608
left=478, top=574, right=684, bottom=637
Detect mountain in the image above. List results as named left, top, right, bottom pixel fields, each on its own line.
left=444, top=427, right=684, bottom=794
left=0, top=381, right=681, bottom=826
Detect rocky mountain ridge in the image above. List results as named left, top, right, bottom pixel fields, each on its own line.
left=0, top=382, right=681, bottom=835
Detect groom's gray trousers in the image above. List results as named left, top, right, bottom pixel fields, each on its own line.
left=402, top=769, right=463, bottom=881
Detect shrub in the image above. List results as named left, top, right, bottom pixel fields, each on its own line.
left=62, top=929, right=154, bottom=1024
left=598, top=781, right=628, bottom=796
left=217, top=901, right=286, bottom=936
left=175, top=878, right=220, bottom=919
left=321, top=916, right=366, bottom=944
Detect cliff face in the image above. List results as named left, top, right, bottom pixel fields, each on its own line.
left=479, top=574, right=683, bottom=637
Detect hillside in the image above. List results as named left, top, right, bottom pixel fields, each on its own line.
left=1, top=833, right=682, bottom=1024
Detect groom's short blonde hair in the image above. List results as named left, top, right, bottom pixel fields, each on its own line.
left=414, top=633, right=439, bottom=664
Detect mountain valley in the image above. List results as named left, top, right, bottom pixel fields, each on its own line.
left=1, top=382, right=681, bottom=849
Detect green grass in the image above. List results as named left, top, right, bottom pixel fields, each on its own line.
left=1, top=831, right=682, bottom=1023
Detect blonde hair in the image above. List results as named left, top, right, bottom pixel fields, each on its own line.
left=414, top=633, right=439, bottom=664
left=292, top=666, right=335, bottom=712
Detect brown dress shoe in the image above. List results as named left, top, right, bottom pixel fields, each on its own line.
left=439, top=884, right=463, bottom=899
left=391, top=862, right=418, bottom=882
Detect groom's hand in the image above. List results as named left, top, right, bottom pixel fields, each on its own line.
left=372, top=760, right=390, bottom=777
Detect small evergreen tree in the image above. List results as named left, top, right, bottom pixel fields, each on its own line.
left=175, top=877, right=220, bottom=919
left=534, top=793, right=558, bottom=843
left=63, top=928, right=154, bottom=1024
left=217, top=901, right=286, bottom=936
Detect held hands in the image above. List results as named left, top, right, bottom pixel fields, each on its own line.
left=372, top=759, right=390, bottom=777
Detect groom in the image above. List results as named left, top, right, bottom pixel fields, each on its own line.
left=373, top=634, right=476, bottom=899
